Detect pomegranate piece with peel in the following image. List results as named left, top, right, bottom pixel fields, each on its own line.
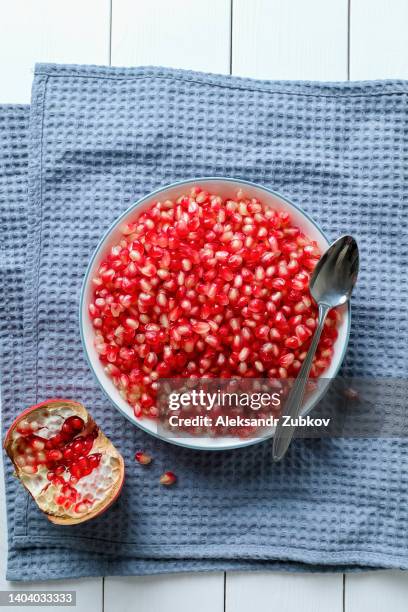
left=4, top=399, right=125, bottom=525
left=90, top=186, right=339, bottom=430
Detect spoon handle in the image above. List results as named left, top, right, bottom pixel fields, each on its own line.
left=272, top=303, right=331, bottom=462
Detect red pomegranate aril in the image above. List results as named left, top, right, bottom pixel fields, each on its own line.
left=73, top=439, right=86, bottom=455
left=274, top=312, right=288, bottom=329
left=303, top=258, right=319, bottom=271
left=287, top=259, right=300, bottom=274
left=305, top=317, right=317, bottom=330
left=344, top=387, right=359, bottom=401
left=159, top=471, right=177, bottom=486
left=320, top=348, right=334, bottom=360
left=205, top=335, right=219, bottom=348
left=285, top=336, right=302, bottom=349
left=29, top=436, right=45, bottom=451
left=295, top=324, right=312, bottom=342
left=248, top=299, right=265, bottom=314
left=135, top=451, right=152, bottom=465
left=255, top=325, right=270, bottom=340
left=259, top=343, right=276, bottom=363
left=288, top=314, right=302, bottom=326
left=271, top=278, right=287, bottom=291
left=279, top=352, right=295, bottom=368
left=269, top=328, right=281, bottom=341
left=47, top=449, right=63, bottom=462
left=107, top=345, right=119, bottom=363
left=63, top=416, right=85, bottom=434
left=315, top=358, right=330, bottom=370
left=238, top=347, right=250, bottom=362
left=90, top=187, right=339, bottom=434
left=191, top=321, right=211, bottom=334
left=294, top=301, right=307, bottom=314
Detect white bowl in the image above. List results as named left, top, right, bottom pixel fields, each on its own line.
left=80, top=178, right=350, bottom=451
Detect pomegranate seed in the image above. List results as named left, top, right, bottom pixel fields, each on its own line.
left=259, top=343, right=276, bottom=363
left=238, top=347, right=250, bottom=362
left=159, top=471, right=177, bottom=486
left=248, top=299, right=265, bottom=314
left=191, top=321, right=211, bottom=334
left=255, top=325, right=270, bottom=340
left=279, top=352, right=295, bottom=368
left=135, top=451, right=152, bottom=465
left=47, top=449, right=63, bottom=462
left=63, top=416, right=85, bottom=433
left=285, top=336, right=302, bottom=349
left=344, top=387, right=359, bottom=401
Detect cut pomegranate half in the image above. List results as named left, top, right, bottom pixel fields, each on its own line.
left=4, top=399, right=125, bottom=525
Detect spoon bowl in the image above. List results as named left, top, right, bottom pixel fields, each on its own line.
left=310, top=235, right=359, bottom=308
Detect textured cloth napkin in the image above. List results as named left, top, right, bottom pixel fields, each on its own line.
left=1, top=64, right=408, bottom=581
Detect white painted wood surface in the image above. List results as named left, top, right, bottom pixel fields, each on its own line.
left=227, top=572, right=343, bottom=612
left=346, top=572, right=408, bottom=612
left=232, top=0, right=348, bottom=80
left=350, top=0, right=408, bottom=80
left=105, top=574, right=224, bottom=612
left=1, top=0, right=408, bottom=610
left=111, top=0, right=231, bottom=73
left=0, top=0, right=110, bottom=104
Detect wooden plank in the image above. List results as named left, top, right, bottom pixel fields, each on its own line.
left=0, top=0, right=111, bottom=103
left=346, top=572, right=408, bottom=612
left=340, top=5, right=408, bottom=609
left=111, top=0, right=231, bottom=73
left=0, top=442, right=103, bottom=611
left=232, top=0, right=348, bottom=80
left=226, top=572, right=343, bottom=612
left=350, top=0, right=408, bottom=79
left=104, top=573, right=225, bottom=612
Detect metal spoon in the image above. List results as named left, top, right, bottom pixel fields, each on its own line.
left=272, top=235, right=359, bottom=462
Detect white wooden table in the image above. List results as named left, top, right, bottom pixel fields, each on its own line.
left=1, top=1, right=408, bottom=610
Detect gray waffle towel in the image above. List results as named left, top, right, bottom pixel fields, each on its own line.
left=0, top=64, right=408, bottom=580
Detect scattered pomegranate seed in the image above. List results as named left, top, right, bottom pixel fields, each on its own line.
left=90, top=186, right=339, bottom=433
left=159, top=471, right=177, bottom=486
left=343, top=387, right=359, bottom=401
left=135, top=451, right=152, bottom=465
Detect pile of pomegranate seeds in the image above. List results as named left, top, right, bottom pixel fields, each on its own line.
left=90, top=187, right=339, bottom=425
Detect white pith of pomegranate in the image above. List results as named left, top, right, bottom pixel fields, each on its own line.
left=4, top=400, right=124, bottom=525
left=89, top=187, right=339, bottom=430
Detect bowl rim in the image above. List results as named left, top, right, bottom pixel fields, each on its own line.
left=79, top=176, right=351, bottom=451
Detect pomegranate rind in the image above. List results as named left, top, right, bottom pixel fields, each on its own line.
left=3, top=399, right=125, bottom=526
